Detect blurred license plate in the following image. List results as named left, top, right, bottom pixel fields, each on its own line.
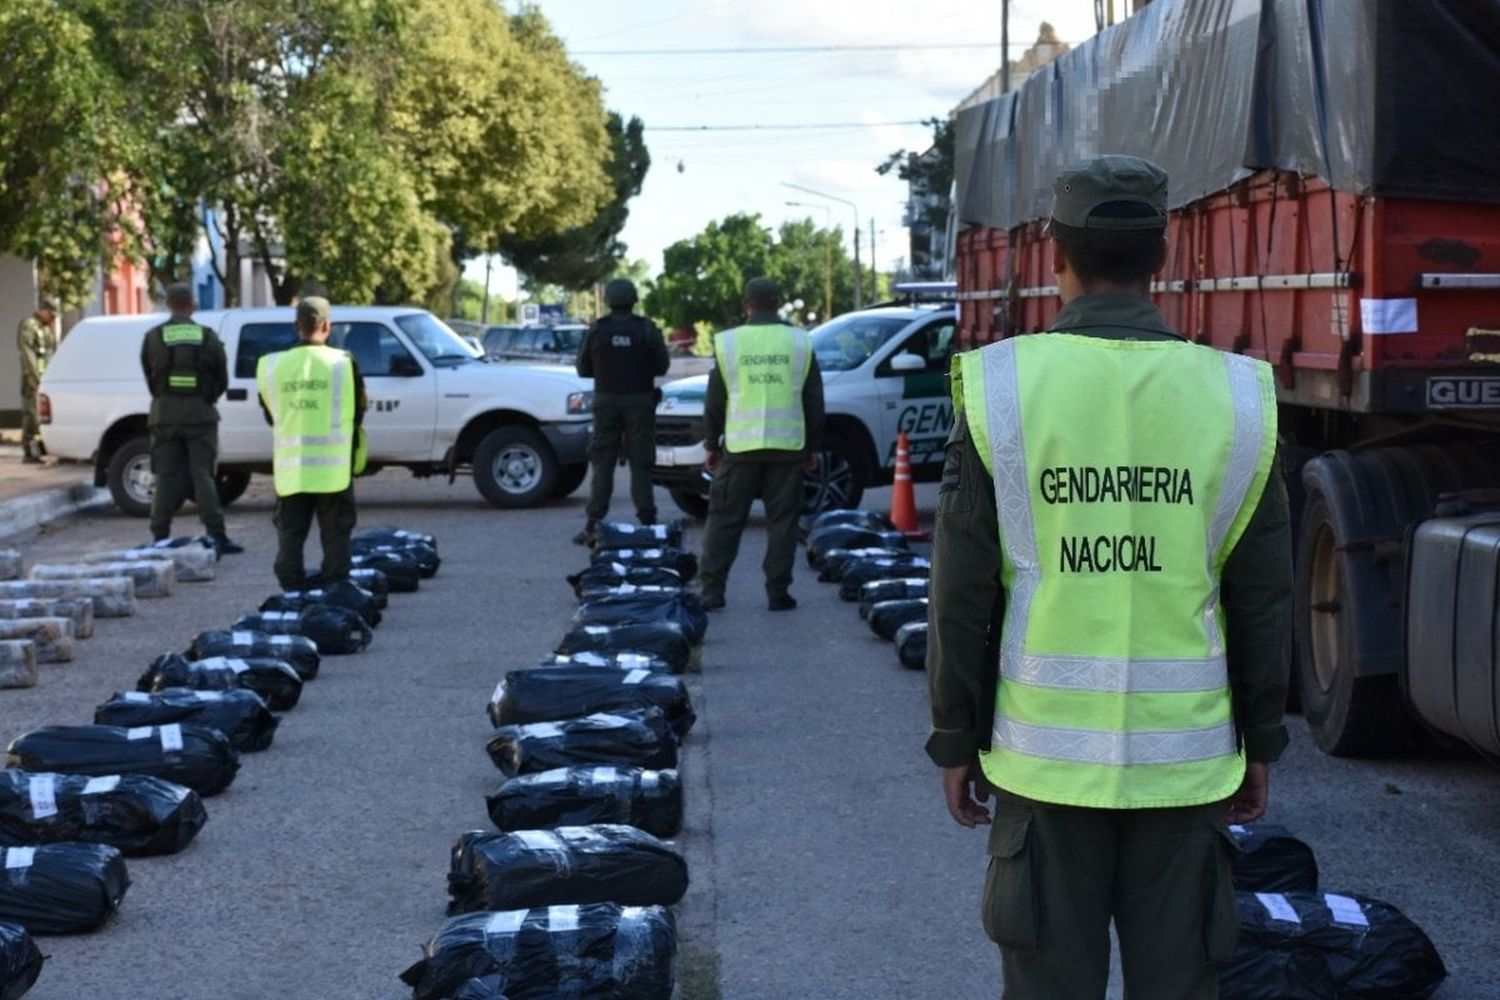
left=655, top=448, right=677, bottom=466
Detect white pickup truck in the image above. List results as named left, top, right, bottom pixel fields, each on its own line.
left=39, top=306, right=594, bottom=515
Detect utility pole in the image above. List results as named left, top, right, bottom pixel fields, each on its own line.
left=1001, top=0, right=1011, bottom=94
left=481, top=254, right=493, bottom=324
left=782, top=182, right=862, bottom=309
left=870, top=218, right=878, bottom=298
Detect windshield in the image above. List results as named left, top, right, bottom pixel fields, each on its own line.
left=810, top=313, right=916, bottom=371
left=553, top=327, right=586, bottom=353
left=395, top=313, right=483, bottom=363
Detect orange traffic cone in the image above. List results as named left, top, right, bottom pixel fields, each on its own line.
left=890, top=431, right=930, bottom=541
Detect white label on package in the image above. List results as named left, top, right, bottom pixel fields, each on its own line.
left=548, top=905, right=581, bottom=933
left=588, top=713, right=631, bottom=727
left=269, top=636, right=290, bottom=647
left=641, top=771, right=661, bottom=791
left=1360, top=297, right=1419, bottom=335
left=1256, top=893, right=1301, bottom=924
left=122, top=691, right=152, bottom=703
left=232, top=630, right=254, bottom=646
left=590, top=767, right=618, bottom=785
left=1324, top=894, right=1369, bottom=928
left=531, top=770, right=569, bottom=787
left=584, top=626, right=610, bottom=637
left=5, top=847, right=36, bottom=870
left=159, top=723, right=184, bottom=752
left=514, top=830, right=564, bottom=852
left=83, top=776, right=120, bottom=794
left=524, top=722, right=564, bottom=739
left=191, top=690, right=223, bottom=701
left=1228, top=824, right=1246, bottom=835
left=491, top=681, right=506, bottom=706
left=126, top=726, right=154, bottom=741
left=618, top=654, right=650, bottom=668
left=484, top=910, right=526, bottom=937
left=226, top=658, right=250, bottom=674
left=28, top=775, right=57, bottom=819
left=622, top=669, right=649, bottom=685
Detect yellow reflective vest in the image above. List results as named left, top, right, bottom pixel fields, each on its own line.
left=712, top=323, right=812, bottom=453
left=257, top=344, right=361, bottom=497
left=954, top=333, right=1277, bottom=809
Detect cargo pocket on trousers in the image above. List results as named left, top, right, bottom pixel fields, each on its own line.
left=1205, top=822, right=1243, bottom=961
left=981, top=808, right=1038, bottom=950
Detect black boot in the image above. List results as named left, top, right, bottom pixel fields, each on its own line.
left=212, top=534, right=245, bottom=555
left=20, top=443, right=40, bottom=465
left=572, top=520, right=598, bottom=546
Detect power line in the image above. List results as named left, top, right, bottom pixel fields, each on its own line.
left=574, top=42, right=1060, bottom=56
left=647, top=120, right=927, bottom=132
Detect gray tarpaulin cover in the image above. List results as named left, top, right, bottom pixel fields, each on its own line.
left=955, top=0, right=1500, bottom=231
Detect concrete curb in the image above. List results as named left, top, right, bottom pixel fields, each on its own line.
left=0, top=482, right=109, bottom=541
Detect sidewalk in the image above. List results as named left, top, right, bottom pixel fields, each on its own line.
left=0, top=433, right=108, bottom=541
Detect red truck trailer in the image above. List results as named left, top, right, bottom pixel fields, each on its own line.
left=952, top=0, right=1500, bottom=757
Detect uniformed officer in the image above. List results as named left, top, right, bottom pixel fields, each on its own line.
left=573, top=278, right=670, bottom=544
left=256, top=297, right=368, bottom=591
left=139, top=283, right=243, bottom=553
left=698, top=277, right=825, bottom=611
left=927, top=156, right=1292, bottom=998
left=15, top=296, right=57, bottom=464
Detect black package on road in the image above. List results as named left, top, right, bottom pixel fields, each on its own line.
left=399, top=904, right=676, bottom=1000
left=6, top=725, right=240, bottom=797
left=232, top=606, right=373, bottom=656
left=306, top=567, right=390, bottom=602
left=593, top=547, right=698, bottom=584
left=449, top=825, right=688, bottom=914
left=351, top=550, right=421, bottom=592
left=541, top=651, right=678, bottom=675
left=567, top=562, right=683, bottom=600
left=453, top=975, right=508, bottom=1000
left=487, top=709, right=678, bottom=777
left=490, top=668, right=695, bottom=737
left=556, top=622, right=692, bottom=673
left=896, top=621, right=928, bottom=671
left=1219, top=890, right=1447, bottom=1000
left=869, top=598, right=929, bottom=641
left=838, top=555, right=932, bottom=601
left=138, top=653, right=304, bottom=711
left=354, top=529, right=440, bottom=577
left=571, top=589, right=708, bottom=646
left=1229, top=824, right=1319, bottom=893
left=818, top=547, right=912, bottom=583
left=0, top=920, right=43, bottom=999
left=261, top=580, right=382, bottom=628
left=95, top=688, right=278, bottom=753
left=807, top=525, right=908, bottom=568
left=0, top=770, right=206, bottom=857
left=859, top=577, right=929, bottom=619
left=188, top=629, right=321, bottom=681
left=487, top=766, right=682, bottom=839
left=801, top=509, right=896, bottom=539
left=0, top=843, right=129, bottom=935
left=592, top=521, right=683, bottom=551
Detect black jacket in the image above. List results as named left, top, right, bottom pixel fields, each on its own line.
left=576, top=312, right=670, bottom=395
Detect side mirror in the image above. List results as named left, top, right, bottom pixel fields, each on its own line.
left=889, top=352, right=926, bottom=372
left=388, top=353, right=423, bottom=377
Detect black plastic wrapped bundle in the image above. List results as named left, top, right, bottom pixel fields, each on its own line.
left=399, top=904, right=676, bottom=1000
left=0, top=920, right=43, bottom=998
left=571, top=589, right=708, bottom=646
left=818, top=548, right=912, bottom=583
left=449, top=825, right=688, bottom=914
left=859, top=578, right=929, bottom=619
left=0, top=771, right=206, bottom=857
left=800, top=508, right=896, bottom=540
left=869, top=598, right=929, bottom=641
left=353, top=529, right=440, bottom=577
left=1229, top=824, right=1319, bottom=893
left=305, top=567, right=389, bottom=603
left=489, top=668, right=694, bottom=737
left=453, top=975, right=508, bottom=1000
left=592, top=547, right=698, bottom=584
left=95, top=688, right=277, bottom=753
left=5, top=725, right=239, bottom=797
left=138, top=653, right=303, bottom=711
left=231, top=606, right=373, bottom=656
left=896, top=622, right=928, bottom=671
left=486, top=710, right=678, bottom=777
left=187, top=629, right=321, bottom=681
left=556, top=623, right=692, bottom=674
left=261, top=580, right=382, bottom=628
left=838, top=555, right=932, bottom=600
left=567, top=562, right=683, bottom=600
left=540, top=651, right=679, bottom=675
left=1219, top=890, right=1447, bottom=999
left=0, top=843, right=129, bottom=934
left=807, top=525, right=908, bottom=568
left=351, top=549, right=421, bottom=592
left=592, top=521, right=683, bottom=551
left=487, top=767, right=682, bottom=838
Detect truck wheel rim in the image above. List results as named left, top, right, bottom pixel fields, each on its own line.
left=1308, top=519, right=1343, bottom=692
left=804, top=450, right=852, bottom=512
left=125, top=454, right=156, bottom=505
left=494, top=444, right=541, bottom=494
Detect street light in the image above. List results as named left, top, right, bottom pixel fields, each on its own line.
left=785, top=200, right=834, bottom=321
left=782, top=182, right=862, bottom=309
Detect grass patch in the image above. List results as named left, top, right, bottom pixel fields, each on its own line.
left=677, top=945, right=722, bottom=1000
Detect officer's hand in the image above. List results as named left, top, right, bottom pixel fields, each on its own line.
left=1225, top=762, right=1270, bottom=824
left=942, top=762, right=993, bottom=828
left=704, top=450, right=721, bottom=473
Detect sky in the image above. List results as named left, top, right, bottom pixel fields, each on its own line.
left=469, top=0, right=1103, bottom=302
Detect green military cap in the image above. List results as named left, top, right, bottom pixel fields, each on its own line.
left=296, top=295, right=331, bottom=328
left=1051, top=155, right=1168, bottom=231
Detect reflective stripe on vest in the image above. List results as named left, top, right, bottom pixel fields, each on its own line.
left=713, top=324, right=811, bottom=453
left=257, top=345, right=356, bottom=496
left=957, top=333, right=1276, bottom=809
left=162, top=323, right=205, bottom=396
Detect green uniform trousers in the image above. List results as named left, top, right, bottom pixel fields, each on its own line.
left=149, top=423, right=226, bottom=540
left=273, top=486, right=357, bottom=591
left=18, top=377, right=41, bottom=449
left=698, top=456, right=803, bottom=599
left=586, top=393, right=658, bottom=522
left=984, top=788, right=1240, bottom=1000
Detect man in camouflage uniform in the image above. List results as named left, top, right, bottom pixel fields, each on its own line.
left=15, top=297, right=57, bottom=464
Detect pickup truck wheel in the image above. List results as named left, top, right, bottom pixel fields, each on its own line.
left=106, top=435, right=155, bottom=518
left=803, top=433, right=866, bottom=515
left=474, top=426, right=557, bottom=508
left=551, top=462, right=588, bottom=499
left=671, top=489, right=709, bottom=521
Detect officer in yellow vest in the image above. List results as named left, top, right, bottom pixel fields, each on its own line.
left=256, top=297, right=368, bottom=591
left=140, top=283, right=242, bottom=553
left=927, top=156, right=1292, bottom=998
left=699, top=277, right=824, bottom=611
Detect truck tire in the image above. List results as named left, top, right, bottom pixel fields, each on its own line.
left=671, top=489, right=709, bottom=521
left=551, top=463, right=588, bottom=499
left=1296, top=445, right=1500, bottom=756
left=473, top=425, right=557, bottom=508
left=804, top=433, right=867, bottom=514
left=105, top=435, right=154, bottom=518
left=1280, top=445, right=1320, bottom=715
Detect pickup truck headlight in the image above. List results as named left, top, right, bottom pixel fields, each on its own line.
left=566, top=391, right=593, bottom=415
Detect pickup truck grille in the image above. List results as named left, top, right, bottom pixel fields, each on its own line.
left=655, top=416, right=704, bottom=447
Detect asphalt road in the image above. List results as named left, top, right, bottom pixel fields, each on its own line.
left=1, top=467, right=1497, bottom=999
